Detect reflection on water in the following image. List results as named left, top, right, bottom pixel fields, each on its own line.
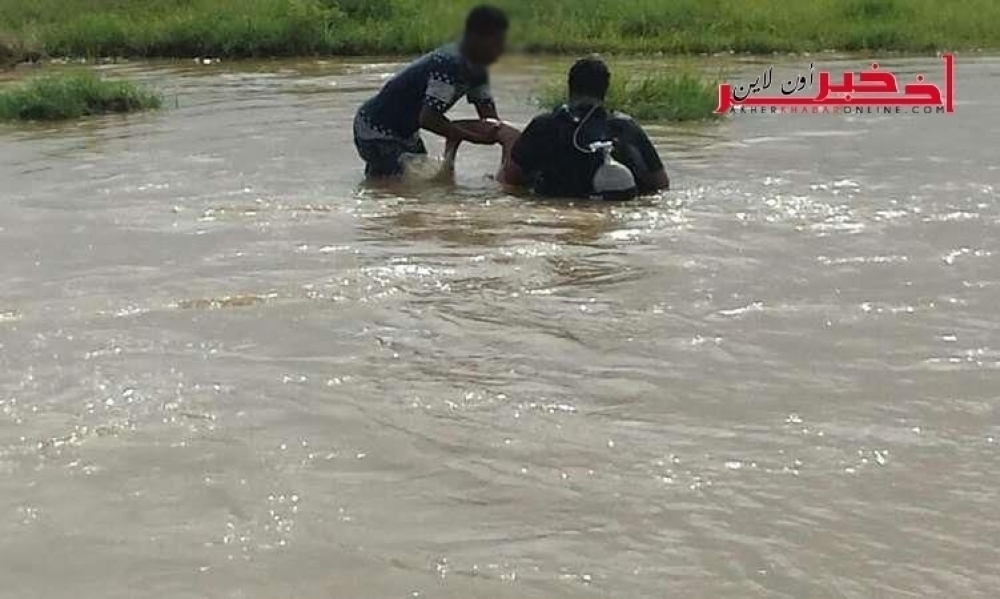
left=1, top=56, right=1000, bottom=599
left=176, top=293, right=278, bottom=310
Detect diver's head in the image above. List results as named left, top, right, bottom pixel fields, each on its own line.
left=568, top=56, right=611, bottom=104
left=462, top=5, right=508, bottom=66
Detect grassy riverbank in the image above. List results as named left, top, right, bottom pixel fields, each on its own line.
left=0, top=73, right=161, bottom=121
left=537, top=71, right=720, bottom=122
left=0, top=32, right=40, bottom=67
left=1, top=0, right=997, bottom=60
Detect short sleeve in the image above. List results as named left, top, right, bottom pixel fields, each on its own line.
left=424, top=56, right=461, bottom=114
left=510, top=117, right=551, bottom=177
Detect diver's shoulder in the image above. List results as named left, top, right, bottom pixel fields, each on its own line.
left=526, top=110, right=560, bottom=129
left=609, top=111, right=649, bottom=136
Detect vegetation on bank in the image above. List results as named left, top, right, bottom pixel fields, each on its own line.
left=0, top=72, right=161, bottom=122
left=0, top=0, right=998, bottom=59
left=536, top=71, right=720, bottom=122
left=0, top=31, right=41, bottom=67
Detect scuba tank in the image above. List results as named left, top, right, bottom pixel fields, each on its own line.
left=566, top=104, right=638, bottom=201
left=589, top=141, right=638, bottom=201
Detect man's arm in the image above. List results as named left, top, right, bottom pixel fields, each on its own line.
left=499, top=118, right=546, bottom=187
left=642, top=167, right=670, bottom=191
left=419, top=106, right=498, bottom=145
left=627, top=122, right=670, bottom=192
left=468, top=76, right=499, bottom=120
left=474, top=101, right=499, bottom=120
left=441, top=119, right=511, bottom=174
left=496, top=124, right=525, bottom=185
left=498, top=161, right=526, bottom=186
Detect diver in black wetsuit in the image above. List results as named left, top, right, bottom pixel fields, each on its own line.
left=499, top=57, right=670, bottom=200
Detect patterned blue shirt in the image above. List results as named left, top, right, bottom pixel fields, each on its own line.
left=356, top=43, right=494, bottom=142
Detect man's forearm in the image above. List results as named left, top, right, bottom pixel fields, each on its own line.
left=496, top=125, right=524, bottom=184
left=418, top=108, right=468, bottom=142
left=475, top=101, right=499, bottom=121
left=498, top=162, right=527, bottom=186
left=419, top=108, right=496, bottom=144
left=643, top=169, right=670, bottom=191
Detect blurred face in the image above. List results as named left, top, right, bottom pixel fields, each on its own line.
left=466, top=31, right=507, bottom=66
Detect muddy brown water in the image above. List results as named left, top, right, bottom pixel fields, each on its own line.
left=1, top=56, right=999, bottom=598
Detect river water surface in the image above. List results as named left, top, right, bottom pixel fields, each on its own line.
left=1, top=56, right=998, bottom=599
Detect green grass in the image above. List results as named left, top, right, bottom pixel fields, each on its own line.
left=0, top=32, right=18, bottom=66
left=0, top=0, right=997, bottom=58
left=536, top=69, right=721, bottom=122
left=1, top=31, right=41, bottom=67
left=0, top=72, right=162, bottom=122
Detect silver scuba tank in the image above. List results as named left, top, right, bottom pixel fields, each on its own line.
left=589, top=140, right=637, bottom=200
left=566, top=104, right=638, bottom=200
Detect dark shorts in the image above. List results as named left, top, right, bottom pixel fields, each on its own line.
left=353, top=116, right=427, bottom=178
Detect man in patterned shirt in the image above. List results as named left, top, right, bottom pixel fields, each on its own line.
left=353, top=5, right=509, bottom=178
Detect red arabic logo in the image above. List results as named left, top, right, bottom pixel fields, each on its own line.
left=716, top=54, right=955, bottom=114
